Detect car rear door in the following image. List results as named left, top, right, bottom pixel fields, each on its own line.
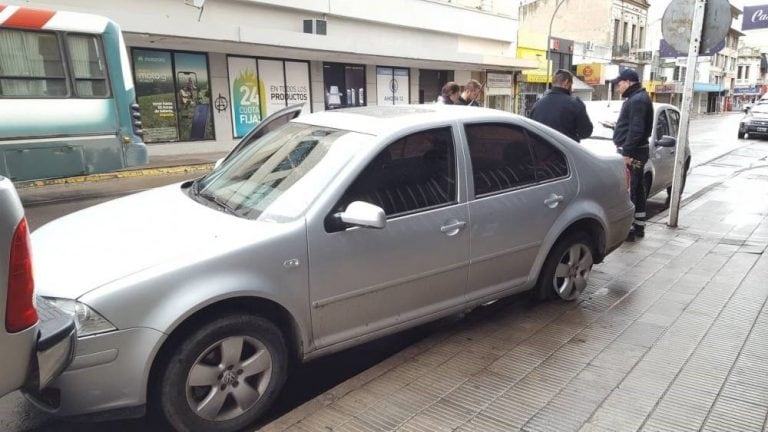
left=306, top=126, right=470, bottom=350
left=463, top=121, right=575, bottom=302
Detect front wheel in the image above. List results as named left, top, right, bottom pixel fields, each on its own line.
left=738, top=131, right=745, bottom=139
left=536, top=232, right=595, bottom=301
left=155, top=314, right=288, bottom=432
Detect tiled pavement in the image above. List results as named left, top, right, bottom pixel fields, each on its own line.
left=261, top=143, right=768, bottom=432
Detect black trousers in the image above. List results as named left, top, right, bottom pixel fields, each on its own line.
left=628, top=160, right=647, bottom=231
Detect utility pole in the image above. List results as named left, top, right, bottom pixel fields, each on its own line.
left=546, top=0, right=567, bottom=88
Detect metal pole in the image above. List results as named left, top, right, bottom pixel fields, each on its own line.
left=546, top=0, right=567, bottom=89
left=668, top=0, right=706, bottom=227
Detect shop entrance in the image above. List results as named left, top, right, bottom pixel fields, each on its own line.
left=419, top=69, right=454, bottom=103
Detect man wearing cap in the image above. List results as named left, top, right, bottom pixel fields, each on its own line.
left=611, top=68, right=653, bottom=241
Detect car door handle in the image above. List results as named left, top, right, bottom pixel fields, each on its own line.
left=544, top=194, right=564, bottom=208
left=440, top=220, right=467, bottom=234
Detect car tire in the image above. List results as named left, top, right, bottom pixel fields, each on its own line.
left=738, top=131, right=745, bottom=139
left=536, top=232, right=595, bottom=301
left=156, top=314, right=288, bottom=432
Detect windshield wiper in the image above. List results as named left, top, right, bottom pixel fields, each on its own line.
left=198, top=190, right=235, bottom=214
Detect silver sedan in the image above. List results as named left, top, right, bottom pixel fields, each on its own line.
left=30, top=105, right=633, bottom=431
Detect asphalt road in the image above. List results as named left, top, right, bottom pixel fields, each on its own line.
left=0, top=111, right=757, bottom=431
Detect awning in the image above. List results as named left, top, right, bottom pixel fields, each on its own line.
left=693, top=82, right=724, bottom=92
left=571, top=76, right=594, bottom=92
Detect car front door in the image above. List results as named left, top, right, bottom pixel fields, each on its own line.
left=306, top=126, right=470, bottom=350
left=463, top=122, right=574, bottom=302
left=651, top=108, right=674, bottom=193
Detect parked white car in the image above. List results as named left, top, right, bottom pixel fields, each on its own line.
left=30, top=105, right=633, bottom=431
left=0, top=176, right=75, bottom=401
left=581, top=101, right=692, bottom=199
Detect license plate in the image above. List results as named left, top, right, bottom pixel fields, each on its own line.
left=758, top=127, right=768, bottom=132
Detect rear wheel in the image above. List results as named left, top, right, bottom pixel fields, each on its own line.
left=536, top=232, right=595, bottom=301
left=156, top=314, right=288, bottom=432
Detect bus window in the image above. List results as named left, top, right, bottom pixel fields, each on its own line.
left=65, top=34, right=109, bottom=98
left=0, top=5, right=148, bottom=182
left=0, top=29, right=68, bottom=97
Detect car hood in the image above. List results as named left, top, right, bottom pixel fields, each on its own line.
left=31, top=183, right=268, bottom=300
left=747, top=113, right=768, bottom=120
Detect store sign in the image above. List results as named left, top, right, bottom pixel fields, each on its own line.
left=376, top=67, right=409, bottom=105
left=133, top=50, right=178, bottom=143
left=228, top=57, right=262, bottom=138
left=576, top=64, right=602, bottom=85
left=742, top=5, right=768, bottom=30
left=487, top=73, right=512, bottom=88
left=654, top=83, right=680, bottom=94
left=733, top=86, right=761, bottom=95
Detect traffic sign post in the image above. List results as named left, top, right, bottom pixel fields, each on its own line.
left=661, top=0, right=730, bottom=227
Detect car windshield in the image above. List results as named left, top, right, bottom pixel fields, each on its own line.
left=194, top=122, right=372, bottom=221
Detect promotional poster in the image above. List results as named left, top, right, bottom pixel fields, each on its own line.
left=133, top=49, right=178, bottom=143
left=228, top=56, right=263, bottom=138
left=174, top=52, right=213, bottom=141
left=376, top=67, right=409, bottom=105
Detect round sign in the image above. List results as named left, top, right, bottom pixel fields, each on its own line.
left=583, top=66, right=593, bottom=77
left=662, top=0, right=731, bottom=54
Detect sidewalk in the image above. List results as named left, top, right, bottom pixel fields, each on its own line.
left=259, top=142, right=768, bottom=431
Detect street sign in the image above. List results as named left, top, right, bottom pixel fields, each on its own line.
left=662, top=0, right=731, bottom=54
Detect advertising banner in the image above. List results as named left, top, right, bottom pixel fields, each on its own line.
left=284, top=61, right=311, bottom=112
left=133, top=49, right=178, bottom=142
left=258, top=59, right=288, bottom=117
left=376, top=67, right=409, bottom=105
left=576, top=64, right=602, bottom=85
left=174, top=52, right=213, bottom=141
left=228, top=56, right=262, bottom=138
left=743, top=5, right=768, bottom=31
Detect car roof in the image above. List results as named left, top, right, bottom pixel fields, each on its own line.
left=582, top=100, right=678, bottom=112
left=293, top=105, right=516, bottom=135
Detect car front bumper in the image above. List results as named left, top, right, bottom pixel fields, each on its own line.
left=741, top=123, right=768, bottom=135
left=24, top=326, right=165, bottom=416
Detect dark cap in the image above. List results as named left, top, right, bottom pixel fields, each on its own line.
left=610, top=68, right=639, bottom=85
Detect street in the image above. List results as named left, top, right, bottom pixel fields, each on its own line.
left=1, top=112, right=761, bottom=432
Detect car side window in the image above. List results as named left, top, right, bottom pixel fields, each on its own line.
left=656, top=110, right=670, bottom=140
left=527, top=131, right=569, bottom=181
left=668, top=109, right=680, bottom=137
left=465, top=123, right=536, bottom=196
left=329, top=127, right=456, bottom=228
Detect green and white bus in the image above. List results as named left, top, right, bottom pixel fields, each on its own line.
left=0, top=4, right=147, bottom=182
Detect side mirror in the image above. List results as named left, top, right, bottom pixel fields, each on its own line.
left=214, top=158, right=224, bottom=169
left=338, top=201, right=386, bottom=229
left=656, top=135, right=676, bottom=147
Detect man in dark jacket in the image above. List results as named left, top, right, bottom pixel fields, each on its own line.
left=530, top=70, right=593, bottom=142
left=611, top=68, right=653, bottom=241
left=457, top=79, right=482, bottom=106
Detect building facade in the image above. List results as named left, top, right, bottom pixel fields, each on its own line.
left=3, top=0, right=536, bottom=154
left=518, top=0, right=650, bottom=101
left=733, top=46, right=768, bottom=110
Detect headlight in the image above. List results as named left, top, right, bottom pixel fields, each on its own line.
left=743, top=118, right=752, bottom=125
left=44, top=298, right=116, bottom=337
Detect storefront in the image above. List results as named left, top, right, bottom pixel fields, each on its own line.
left=732, top=86, right=762, bottom=111
left=322, top=62, right=366, bottom=110
left=485, top=71, right=514, bottom=112
left=650, top=82, right=682, bottom=107
left=515, top=46, right=548, bottom=116
left=376, top=67, right=411, bottom=105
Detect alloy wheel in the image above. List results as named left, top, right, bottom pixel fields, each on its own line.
left=552, top=243, right=593, bottom=301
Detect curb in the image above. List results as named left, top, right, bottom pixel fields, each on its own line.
left=14, top=163, right=214, bottom=190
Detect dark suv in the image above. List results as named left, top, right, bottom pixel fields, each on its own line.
left=739, top=102, right=768, bottom=139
